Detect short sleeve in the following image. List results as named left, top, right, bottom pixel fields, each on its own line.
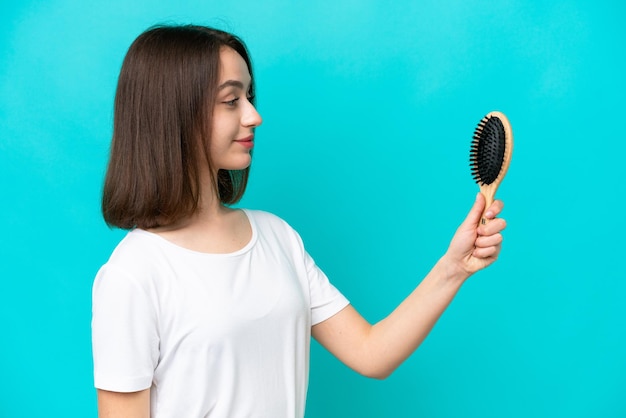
left=91, top=264, right=159, bottom=392
left=304, top=251, right=350, bottom=326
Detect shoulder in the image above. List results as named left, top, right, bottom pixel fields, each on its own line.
left=95, top=230, right=172, bottom=288
left=243, top=209, right=305, bottom=247
left=243, top=209, right=295, bottom=232
left=106, top=229, right=164, bottom=265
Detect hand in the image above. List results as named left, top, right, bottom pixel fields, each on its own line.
left=444, top=193, right=506, bottom=278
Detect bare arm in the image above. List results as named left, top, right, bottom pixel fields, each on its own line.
left=97, top=389, right=150, bottom=418
left=312, top=193, right=506, bottom=379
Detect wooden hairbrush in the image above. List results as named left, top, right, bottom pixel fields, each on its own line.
left=470, top=111, right=513, bottom=225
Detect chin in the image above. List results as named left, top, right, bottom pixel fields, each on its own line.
left=223, top=157, right=252, bottom=171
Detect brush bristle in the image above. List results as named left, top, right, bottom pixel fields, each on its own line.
left=470, top=115, right=506, bottom=185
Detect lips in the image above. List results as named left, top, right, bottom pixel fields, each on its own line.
left=235, top=134, right=254, bottom=149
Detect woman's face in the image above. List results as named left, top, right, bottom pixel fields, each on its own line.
left=210, top=47, right=262, bottom=172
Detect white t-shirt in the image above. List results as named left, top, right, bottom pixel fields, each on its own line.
left=92, top=209, right=349, bottom=418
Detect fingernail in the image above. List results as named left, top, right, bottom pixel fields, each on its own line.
left=485, top=211, right=493, bottom=218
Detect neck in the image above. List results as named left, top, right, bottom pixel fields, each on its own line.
left=195, top=164, right=221, bottom=210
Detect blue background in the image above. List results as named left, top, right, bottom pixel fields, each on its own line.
left=1, top=1, right=625, bottom=417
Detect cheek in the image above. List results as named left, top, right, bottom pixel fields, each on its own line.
left=208, top=121, right=234, bottom=159
left=211, top=114, right=238, bottom=139
left=210, top=117, right=224, bottom=139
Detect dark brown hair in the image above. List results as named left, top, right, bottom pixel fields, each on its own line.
left=102, top=24, right=255, bottom=229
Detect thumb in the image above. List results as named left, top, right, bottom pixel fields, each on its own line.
left=460, top=193, right=486, bottom=229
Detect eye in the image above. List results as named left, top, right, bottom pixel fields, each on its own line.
left=222, top=97, right=240, bottom=107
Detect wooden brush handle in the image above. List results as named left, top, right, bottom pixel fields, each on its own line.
left=479, top=184, right=497, bottom=225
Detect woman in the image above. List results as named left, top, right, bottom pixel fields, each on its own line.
left=92, top=24, right=506, bottom=417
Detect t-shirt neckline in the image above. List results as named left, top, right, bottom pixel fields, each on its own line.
left=132, top=208, right=257, bottom=257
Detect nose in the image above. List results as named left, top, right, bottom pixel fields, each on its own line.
left=242, top=100, right=263, bottom=128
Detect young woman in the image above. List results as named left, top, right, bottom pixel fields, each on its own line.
left=92, top=24, right=506, bottom=418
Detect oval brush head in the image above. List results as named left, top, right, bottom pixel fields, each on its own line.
left=469, top=111, right=513, bottom=224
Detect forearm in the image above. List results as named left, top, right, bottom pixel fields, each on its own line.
left=313, top=255, right=470, bottom=380
left=363, top=256, right=468, bottom=378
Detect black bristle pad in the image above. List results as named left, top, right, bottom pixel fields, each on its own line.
left=470, top=115, right=506, bottom=185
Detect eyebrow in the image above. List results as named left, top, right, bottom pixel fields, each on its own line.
left=217, top=80, right=246, bottom=91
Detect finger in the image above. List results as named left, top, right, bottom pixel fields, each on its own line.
left=472, top=244, right=501, bottom=259
left=484, top=199, right=504, bottom=219
left=477, top=218, right=507, bottom=236
left=461, top=193, right=486, bottom=229
left=474, top=234, right=503, bottom=248
left=475, top=233, right=503, bottom=248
